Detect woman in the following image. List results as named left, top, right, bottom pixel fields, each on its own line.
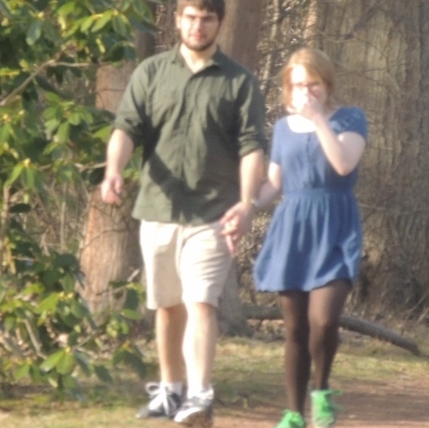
left=253, top=48, right=368, bottom=428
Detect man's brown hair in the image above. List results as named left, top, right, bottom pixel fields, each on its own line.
left=176, top=0, right=225, bottom=22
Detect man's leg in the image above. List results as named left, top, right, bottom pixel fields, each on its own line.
left=157, top=304, right=187, bottom=384
left=182, top=302, right=218, bottom=396
left=136, top=221, right=185, bottom=419
left=174, top=301, right=218, bottom=427
left=174, top=222, right=232, bottom=426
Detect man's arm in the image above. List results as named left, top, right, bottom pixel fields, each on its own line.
left=221, top=148, right=264, bottom=255
left=100, top=129, right=134, bottom=205
left=240, top=148, right=265, bottom=208
left=220, top=70, right=267, bottom=254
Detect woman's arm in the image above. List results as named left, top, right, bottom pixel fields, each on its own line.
left=257, top=162, right=283, bottom=210
left=291, top=92, right=366, bottom=176
left=312, top=114, right=366, bottom=176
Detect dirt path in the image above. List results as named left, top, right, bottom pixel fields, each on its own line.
left=214, top=377, right=429, bottom=427
left=151, top=363, right=429, bottom=428
left=154, top=330, right=429, bottom=428
left=211, top=346, right=429, bottom=427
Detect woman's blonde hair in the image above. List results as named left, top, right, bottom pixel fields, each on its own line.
left=281, top=47, right=336, bottom=109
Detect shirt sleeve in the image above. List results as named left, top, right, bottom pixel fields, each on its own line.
left=336, top=106, right=368, bottom=141
left=236, top=74, right=268, bottom=157
left=270, top=119, right=284, bottom=165
left=113, top=61, right=149, bottom=148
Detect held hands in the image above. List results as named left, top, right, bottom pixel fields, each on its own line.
left=100, top=174, right=123, bottom=205
left=220, top=201, right=255, bottom=257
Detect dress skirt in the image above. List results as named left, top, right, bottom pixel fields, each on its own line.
left=254, top=187, right=362, bottom=292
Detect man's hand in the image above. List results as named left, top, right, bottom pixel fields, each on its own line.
left=100, top=130, right=134, bottom=205
left=100, top=174, right=124, bottom=205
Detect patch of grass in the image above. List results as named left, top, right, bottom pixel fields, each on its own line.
left=1, top=332, right=429, bottom=427
left=214, top=338, right=284, bottom=408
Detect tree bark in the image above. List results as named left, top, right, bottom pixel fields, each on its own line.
left=310, top=0, right=429, bottom=313
left=217, top=0, right=264, bottom=70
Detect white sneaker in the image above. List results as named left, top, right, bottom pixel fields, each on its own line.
left=135, top=382, right=182, bottom=419
left=174, top=395, right=213, bottom=427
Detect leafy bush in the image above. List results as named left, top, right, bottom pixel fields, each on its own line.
left=0, top=0, right=160, bottom=395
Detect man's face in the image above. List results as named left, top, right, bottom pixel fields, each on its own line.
left=176, top=5, right=221, bottom=52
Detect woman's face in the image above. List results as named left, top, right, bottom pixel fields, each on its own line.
left=289, top=64, right=328, bottom=111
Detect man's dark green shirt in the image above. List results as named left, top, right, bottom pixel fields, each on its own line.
left=114, top=44, right=267, bottom=225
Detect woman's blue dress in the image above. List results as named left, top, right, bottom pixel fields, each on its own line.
left=254, top=106, right=368, bottom=292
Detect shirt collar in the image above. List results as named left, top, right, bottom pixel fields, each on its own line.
left=170, top=43, right=223, bottom=71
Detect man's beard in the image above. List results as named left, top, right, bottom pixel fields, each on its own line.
left=181, top=37, right=216, bottom=52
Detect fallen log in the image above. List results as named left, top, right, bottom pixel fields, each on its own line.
left=243, top=304, right=421, bottom=356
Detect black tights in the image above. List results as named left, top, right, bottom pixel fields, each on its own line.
left=278, top=280, right=351, bottom=414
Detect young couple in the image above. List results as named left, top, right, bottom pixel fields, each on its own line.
left=100, top=1, right=368, bottom=427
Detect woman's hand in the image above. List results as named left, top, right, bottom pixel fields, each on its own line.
left=290, top=92, right=325, bottom=122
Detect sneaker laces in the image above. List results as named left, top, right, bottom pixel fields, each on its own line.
left=145, top=382, right=177, bottom=414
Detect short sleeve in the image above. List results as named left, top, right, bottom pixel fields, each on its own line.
left=236, top=74, right=268, bottom=157
left=331, top=106, right=368, bottom=141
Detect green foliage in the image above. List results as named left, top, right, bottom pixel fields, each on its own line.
left=0, top=271, right=146, bottom=396
left=0, top=0, right=160, bottom=396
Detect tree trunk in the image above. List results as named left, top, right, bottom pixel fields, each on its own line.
left=311, top=0, right=429, bottom=314
left=79, top=25, right=156, bottom=316
left=217, top=0, right=264, bottom=70
left=216, top=0, right=264, bottom=336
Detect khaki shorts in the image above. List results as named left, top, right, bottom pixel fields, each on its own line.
left=140, top=220, right=234, bottom=310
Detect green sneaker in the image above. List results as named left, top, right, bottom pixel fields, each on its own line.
left=275, top=410, right=306, bottom=428
left=310, top=389, right=340, bottom=428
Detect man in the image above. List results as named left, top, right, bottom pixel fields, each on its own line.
left=100, top=0, right=266, bottom=426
